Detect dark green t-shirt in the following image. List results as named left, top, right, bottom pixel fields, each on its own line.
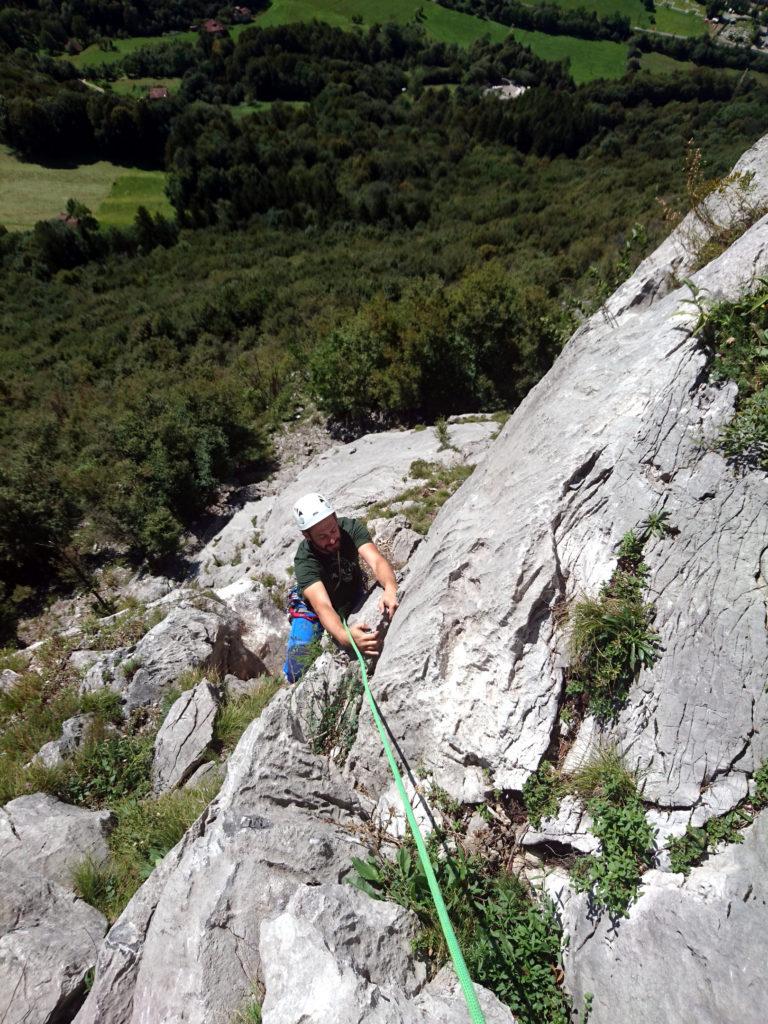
left=294, top=516, right=372, bottom=617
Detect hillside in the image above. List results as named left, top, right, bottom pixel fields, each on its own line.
left=1, top=130, right=764, bottom=1024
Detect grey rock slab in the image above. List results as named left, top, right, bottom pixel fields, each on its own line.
left=260, top=885, right=515, bottom=1024
left=152, top=680, right=220, bottom=793
left=0, top=668, right=21, bottom=692
left=0, top=860, right=107, bottom=1024
left=348, top=152, right=768, bottom=813
left=368, top=514, right=423, bottom=569
left=83, top=601, right=264, bottom=709
left=31, top=712, right=98, bottom=768
left=522, top=795, right=600, bottom=855
left=217, top=580, right=287, bottom=676
left=563, top=812, right=768, bottom=1024
left=191, top=419, right=497, bottom=591
left=74, top=676, right=372, bottom=1024
left=0, top=792, right=113, bottom=887
left=183, top=761, right=220, bottom=790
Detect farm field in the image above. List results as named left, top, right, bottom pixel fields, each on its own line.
left=256, top=0, right=510, bottom=46
left=510, top=27, right=627, bottom=81
left=529, top=0, right=706, bottom=36
left=0, top=146, right=171, bottom=232
left=257, top=0, right=628, bottom=79
left=110, top=77, right=182, bottom=97
left=67, top=24, right=254, bottom=70
left=640, top=50, right=768, bottom=85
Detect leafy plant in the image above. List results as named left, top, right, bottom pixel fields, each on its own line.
left=522, top=762, right=562, bottom=828
left=753, top=759, right=768, bottom=809
left=569, top=748, right=655, bottom=918
left=667, top=808, right=753, bottom=875
left=350, top=844, right=570, bottom=1024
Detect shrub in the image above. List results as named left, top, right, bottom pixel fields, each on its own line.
left=49, top=731, right=155, bottom=808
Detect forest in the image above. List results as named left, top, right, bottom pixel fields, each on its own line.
left=2, top=16, right=768, bottom=641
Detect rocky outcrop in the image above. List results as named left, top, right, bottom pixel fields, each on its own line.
left=31, top=712, right=99, bottom=768
left=63, top=135, right=768, bottom=1024
left=192, top=418, right=498, bottom=592
left=152, top=679, right=220, bottom=793
left=82, top=600, right=264, bottom=708
left=563, top=812, right=768, bottom=1024
left=260, top=884, right=515, bottom=1023
left=348, top=203, right=768, bottom=818
left=0, top=793, right=113, bottom=886
left=1, top=863, right=107, bottom=1024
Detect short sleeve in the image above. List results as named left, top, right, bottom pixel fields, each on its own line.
left=347, top=518, right=372, bottom=548
left=294, top=543, right=322, bottom=595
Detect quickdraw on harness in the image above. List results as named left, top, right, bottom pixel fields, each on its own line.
left=343, top=619, right=488, bottom=1024
left=287, top=587, right=319, bottom=624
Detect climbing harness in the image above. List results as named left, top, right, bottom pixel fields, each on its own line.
left=343, top=620, right=487, bottom=1024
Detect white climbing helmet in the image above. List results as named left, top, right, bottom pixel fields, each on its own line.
left=293, top=492, right=335, bottom=531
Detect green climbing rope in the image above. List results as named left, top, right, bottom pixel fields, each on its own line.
left=343, top=620, right=487, bottom=1024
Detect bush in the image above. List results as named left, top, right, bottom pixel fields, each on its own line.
left=522, top=761, right=561, bottom=828
left=667, top=808, right=752, bottom=875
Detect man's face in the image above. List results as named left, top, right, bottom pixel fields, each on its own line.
left=306, top=513, right=341, bottom=554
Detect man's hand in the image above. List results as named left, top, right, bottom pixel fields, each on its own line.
left=348, top=623, right=381, bottom=656
left=378, top=586, right=399, bottom=619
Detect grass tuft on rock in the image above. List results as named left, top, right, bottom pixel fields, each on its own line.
left=72, top=776, right=220, bottom=921
left=568, top=748, right=655, bottom=919
left=366, top=459, right=474, bottom=535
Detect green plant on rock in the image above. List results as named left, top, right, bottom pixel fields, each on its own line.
left=667, top=808, right=753, bottom=875
left=522, top=762, right=562, bottom=828
left=566, top=515, right=671, bottom=720
left=351, top=844, right=570, bottom=1024
left=306, top=664, right=363, bottom=764
left=569, top=748, right=655, bottom=918
left=72, top=777, right=219, bottom=921
left=753, top=759, right=768, bottom=809
left=699, top=281, right=768, bottom=472
left=365, top=459, right=474, bottom=535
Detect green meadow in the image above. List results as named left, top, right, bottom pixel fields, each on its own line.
left=0, top=146, right=171, bottom=231
left=529, top=0, right=706, bottom=36
left=110, top=77, right=182, bottom=97
left=509, top=28, right=627, bottom=81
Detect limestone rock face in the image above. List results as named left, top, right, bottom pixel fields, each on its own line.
left=192, top=419, right=497, bottom=592
left=0, top=793, right=113, bottom=887
left=348, top=208, right=768, bottom=815
left=152, top=680, right=220, bottom=793
left=563, top=813, right=768, bottom=1024
left=82, top=601, right=264, bottom=708
left=522, top=795, right=600, bottom=855
left=1, top=861, right=107, bottom=1024
left=368, top=515, right=424, bottom=570
left=260, top=885, right=515, bottom=1024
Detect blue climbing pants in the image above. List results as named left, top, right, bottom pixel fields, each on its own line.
left=283, top=587, right=323, bottom=683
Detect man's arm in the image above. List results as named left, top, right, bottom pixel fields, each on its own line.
left=358, top=542, right=399, bottom=619
left=302, top=580, right=381, bottom=655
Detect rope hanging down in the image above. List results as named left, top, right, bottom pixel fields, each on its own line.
left=343, top=620, right=487, bottom=1024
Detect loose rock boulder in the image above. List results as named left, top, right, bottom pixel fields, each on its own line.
left=1, top=862, right=107, bottom=1024
left=0, top=792, right=113, bottom=887
left=152, top=680, right=220, bottom=793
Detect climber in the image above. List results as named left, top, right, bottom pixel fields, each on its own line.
left=282, top=492, right=399, bottom=683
